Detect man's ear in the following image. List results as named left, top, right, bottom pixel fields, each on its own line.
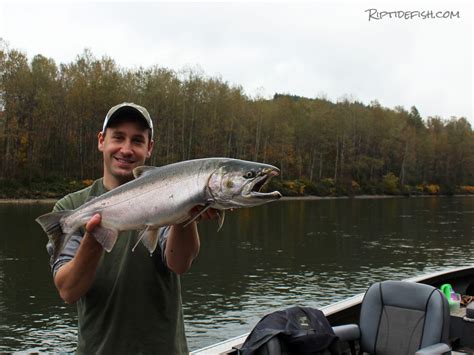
left=147, top=139, right=154, bottom=158
left=98, top=131, right=105, bottom=152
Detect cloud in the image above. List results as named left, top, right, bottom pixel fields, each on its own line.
left=1, top=1, right=472, bottom=122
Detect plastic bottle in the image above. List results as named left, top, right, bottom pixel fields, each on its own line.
left=440, top=283, right=461, bottom=311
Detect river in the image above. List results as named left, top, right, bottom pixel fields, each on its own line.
left=0, top=196, right=473, bottom=352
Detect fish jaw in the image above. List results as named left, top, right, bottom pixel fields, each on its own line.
left=243, top=168, right=281, bottom=196
left=208, top=160, right=282, bottom=209
left=236, top=167, right=282, bottom=206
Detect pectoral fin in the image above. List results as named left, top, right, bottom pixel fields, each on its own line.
left=182, top=204, right=212, bottom=228
left=182, top=205, right=226, bottom=232
left=216, top=210, right=225, bottom=232
left=91, top=226, right=118, bottom=252
left=132, top=226, right=160, bottom=254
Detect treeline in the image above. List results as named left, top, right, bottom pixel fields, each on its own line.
left=1, top=43, right=473, bottom=197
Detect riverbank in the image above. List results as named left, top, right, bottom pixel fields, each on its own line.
left=0, top=198, right=58, bottom=204
left=283, top=194, right=474, bottom=200
left=282, top=195, right=402, bottom=200
left=1, top=178, right=472, bottom=202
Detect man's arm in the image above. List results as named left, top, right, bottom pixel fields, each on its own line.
left=54, top=214, right=103, bottom=304
left=165, top=222, right=200, bottom=275
left=165, top=207, right=218, bottom=274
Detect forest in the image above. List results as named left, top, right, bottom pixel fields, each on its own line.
left=1, top=42, right=473, bottom=198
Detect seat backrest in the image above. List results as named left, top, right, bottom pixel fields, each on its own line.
left=358, top=281, right=449, bottom=355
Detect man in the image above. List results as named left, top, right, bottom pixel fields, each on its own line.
left=49, top=102, right=214, bottom=354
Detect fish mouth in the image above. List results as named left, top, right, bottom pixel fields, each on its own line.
left=246, top=169, right=282, bottom=199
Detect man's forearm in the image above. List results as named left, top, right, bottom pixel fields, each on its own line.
left=166, top=222, right=200, bottom=274
left=54, top=233, right=103, bottom=304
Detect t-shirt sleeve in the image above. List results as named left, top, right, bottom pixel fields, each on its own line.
left=158, top=226, right=171, bottom=264
left=51, top=233, right=83, bottom=277
left=48, top=196, right=84, bottom=276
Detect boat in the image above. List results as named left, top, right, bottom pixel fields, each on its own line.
left=191, top=265, right=474, bottom=354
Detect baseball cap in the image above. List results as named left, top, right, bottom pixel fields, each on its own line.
left=102, top=102, right=154, bottom=138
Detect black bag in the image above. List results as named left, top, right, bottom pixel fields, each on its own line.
left=238, top=306, right=339, bottom=355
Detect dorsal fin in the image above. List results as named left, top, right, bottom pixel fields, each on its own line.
left=133, top=166, right=158, bottom=179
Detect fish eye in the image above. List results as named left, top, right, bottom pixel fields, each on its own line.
left=244, top=171, right=256, bottom=179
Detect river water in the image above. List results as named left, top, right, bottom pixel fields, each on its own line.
left=0, top=196, right=473, bottom=352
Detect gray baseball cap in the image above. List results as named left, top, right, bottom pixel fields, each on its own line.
left=102, top=102, right=154, bottom=138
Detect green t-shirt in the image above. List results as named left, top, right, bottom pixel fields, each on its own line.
left=52, top=179, right=188, bottom=354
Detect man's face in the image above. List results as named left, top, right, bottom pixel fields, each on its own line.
left=98, top=120, right=154, bottom=187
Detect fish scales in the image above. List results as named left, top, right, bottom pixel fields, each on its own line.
left=66, top=160, right=212, bottom=232
left=36, top=158, right=282, bottom=262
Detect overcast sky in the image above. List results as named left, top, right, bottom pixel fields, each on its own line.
left=1, top=1, right=472, bottom=124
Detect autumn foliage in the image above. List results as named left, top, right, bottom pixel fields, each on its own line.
left=1, top=43, right=473, bottom=197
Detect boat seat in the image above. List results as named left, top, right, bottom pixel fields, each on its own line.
left=333, top=280, right=451, bottom=355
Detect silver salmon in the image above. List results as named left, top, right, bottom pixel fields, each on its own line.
left=36, top=158, right=281, bottom=261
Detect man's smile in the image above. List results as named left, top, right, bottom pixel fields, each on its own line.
left=114, top=156, right=136, bottom=165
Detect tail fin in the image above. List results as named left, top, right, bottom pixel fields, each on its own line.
left=36, top=210, right=73, bottom=262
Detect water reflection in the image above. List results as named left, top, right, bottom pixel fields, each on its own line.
left=0, top=197, right=473, bottom=352
left=0, top=203, right=77, bottom=353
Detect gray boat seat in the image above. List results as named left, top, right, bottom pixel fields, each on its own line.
left=333, top=280, right=451, bottom=355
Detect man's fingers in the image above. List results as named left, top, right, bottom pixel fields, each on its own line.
left=86, top=213, right=101, bottom=233
left=205, top=209, right=219, bottom=220
left=198, top=208, right=220, bottom=221
left=188, top=206, right=232, bottom=223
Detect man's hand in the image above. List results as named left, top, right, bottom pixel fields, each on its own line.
left=85, top=213, right=104, bottom=248
left=188, top=205, right=220, bottom=223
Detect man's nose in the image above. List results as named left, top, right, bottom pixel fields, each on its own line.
left=120, top=140, right=133, bottom=155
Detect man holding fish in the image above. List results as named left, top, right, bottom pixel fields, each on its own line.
left=42, top=102, right=213, bottom=354
left=37, top=102, right=281, bottom=354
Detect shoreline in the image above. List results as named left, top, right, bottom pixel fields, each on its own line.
left=282, top=194, right=473, bottom=201
left=281, top=195, right=402, bottom=201
left=0, top=198, right=58, bottom=204
left=1, top=195, right=472, bottom=204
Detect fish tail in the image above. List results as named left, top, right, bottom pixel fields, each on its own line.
left=36, top=210, right=73, bottom=262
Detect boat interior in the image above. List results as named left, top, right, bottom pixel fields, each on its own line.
left=329, top=266, right=474, bottom=355
left=191, top=266, right=474, bottom=355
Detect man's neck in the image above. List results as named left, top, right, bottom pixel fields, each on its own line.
left=102, top=175, right=130, bottom=191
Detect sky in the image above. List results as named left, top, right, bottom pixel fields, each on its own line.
left=1, top=1, right=472, bottom=124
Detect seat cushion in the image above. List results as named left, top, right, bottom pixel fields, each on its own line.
left=376, top=305, right=425, bottom=355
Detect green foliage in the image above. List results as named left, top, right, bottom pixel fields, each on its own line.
left=424, top=184, right=440, bottom=195
left=351, top=180, right=361, bottom=195
left=382, top=172, right=400, bottom=195
left=314, top=178, right=335, bottom=196
left=0, top=178, right=90, bottom=198
left=400, top=184, right=412, bottom=196
left=299, top=179, right=318, bottom=195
